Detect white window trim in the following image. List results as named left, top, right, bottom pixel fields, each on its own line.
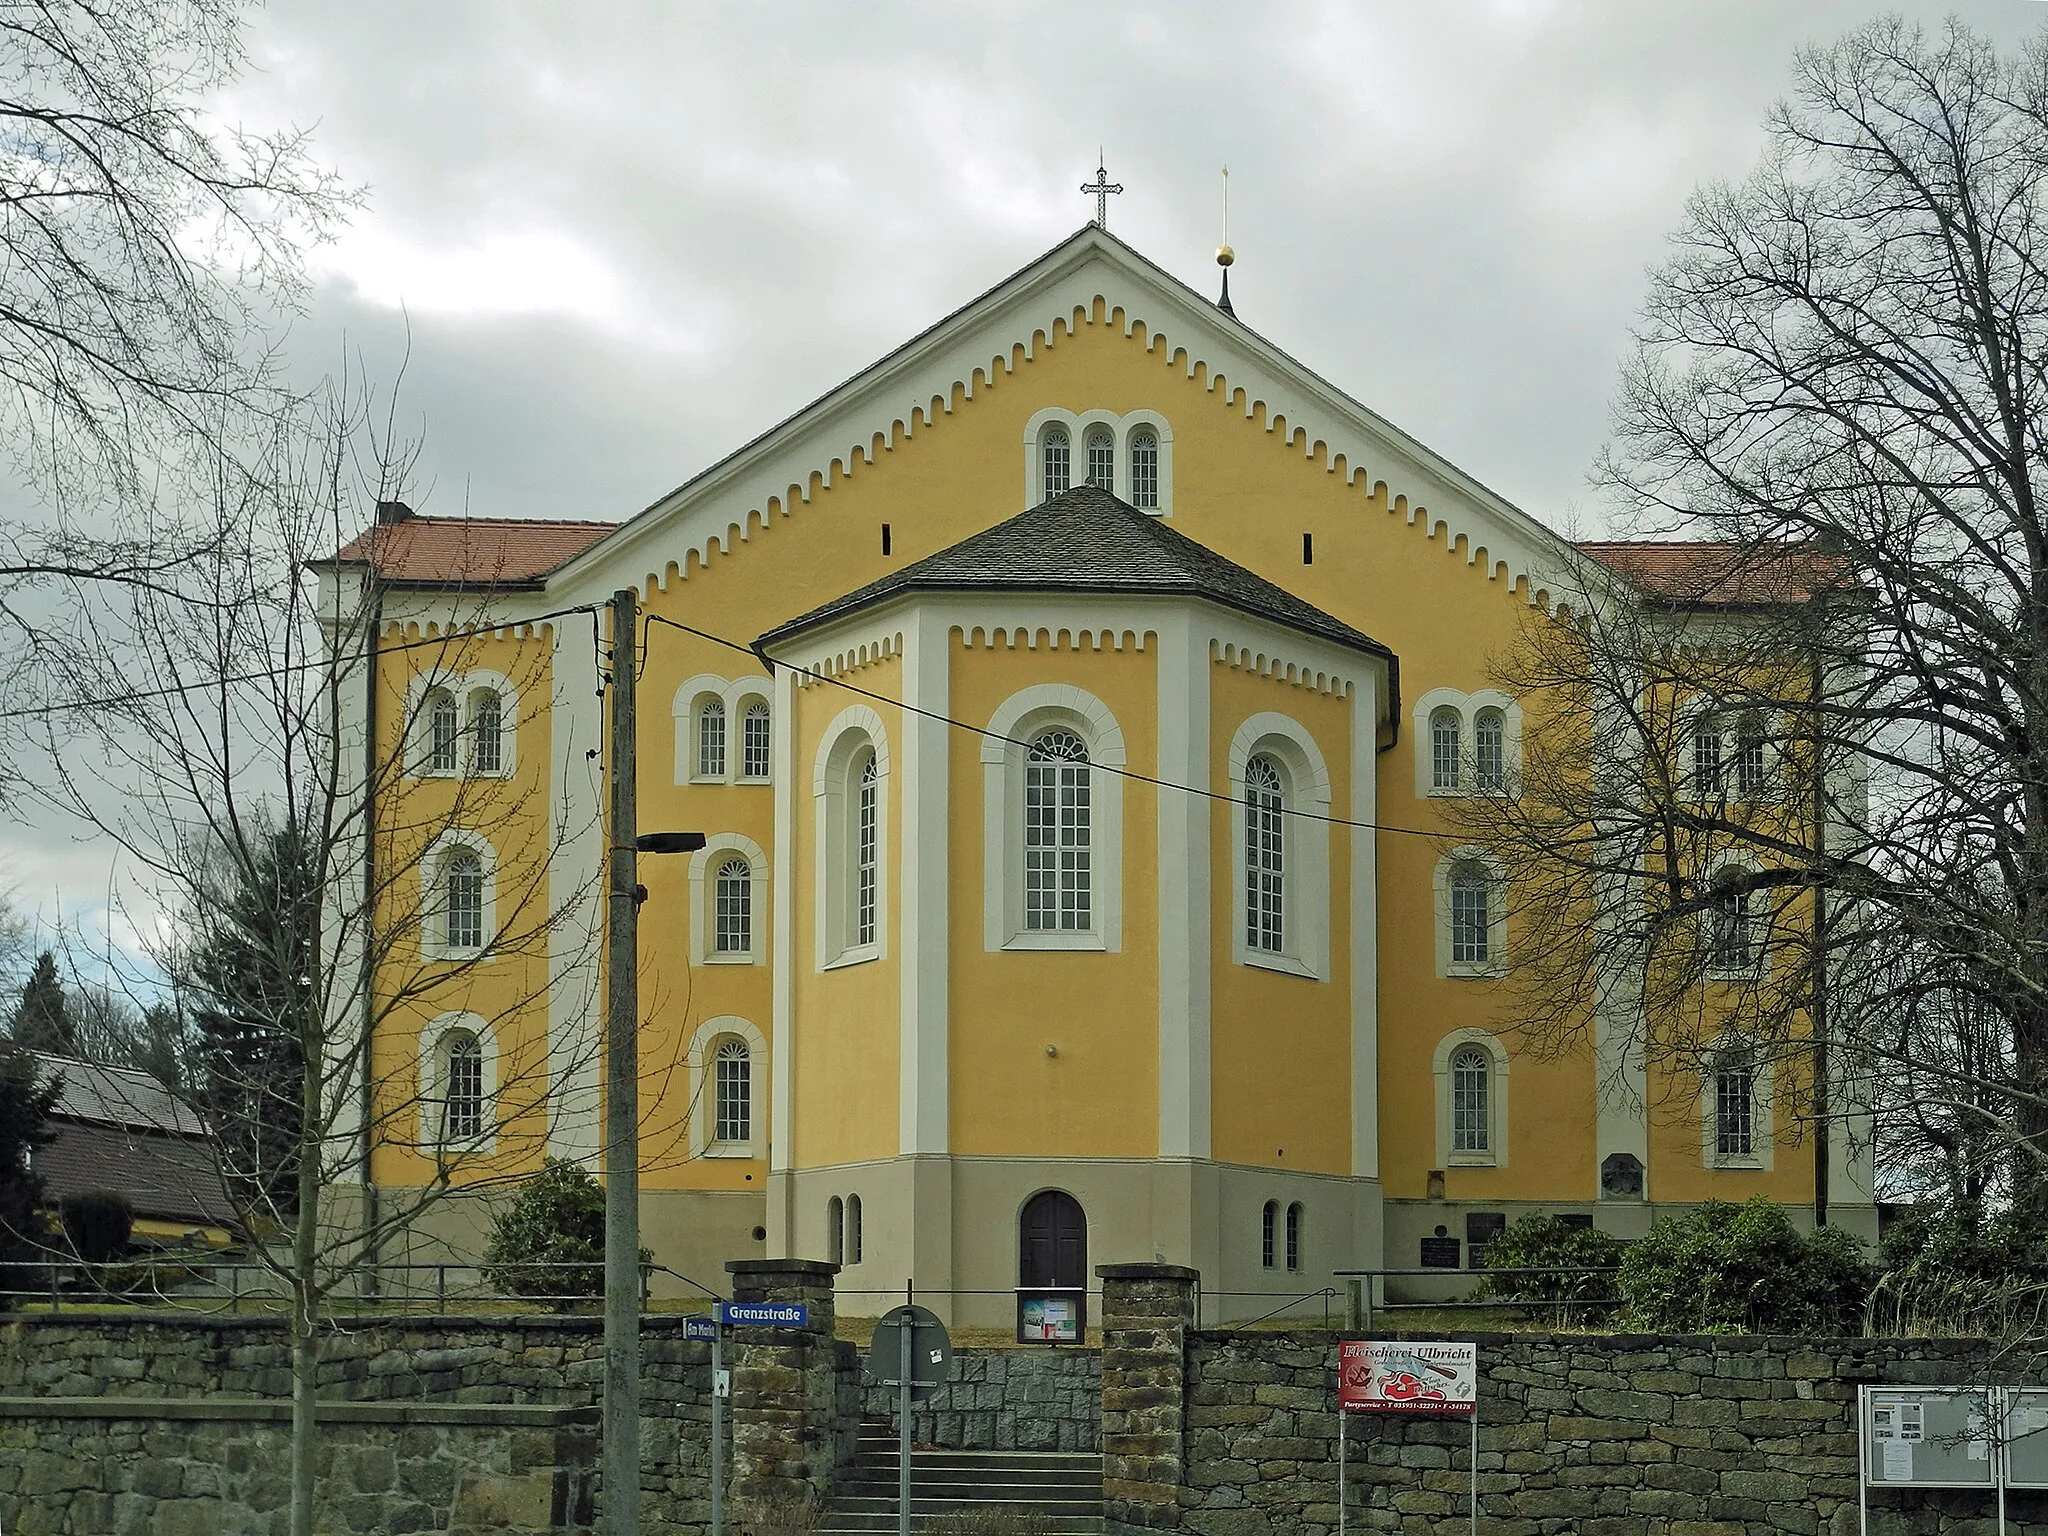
left=1433, top=846, right=1507, bottom=978
left=981, top=683, right=1125, bottom=953
left=416, top=1011, right=499, bottom=1152
left=1701, top=855, right=1765, bottom=980
left=404, top=668, right=521, bottom=780
left=689, top=832, right=770, bottom=966
left=1410, top=687, right=1522, bottom=799
left=1700, top=1037, right=1774, bottom=1171
left=686, top=1015, right=767, bottom=1160
left=1021, top=407, right=1174, bottom=516
left=813, top=705, right=890, bottom=969
left=1226, top=712, right=1331, bottom=980
left=672, top=672, right=775, bottom=785
left=1687, top=702, right=1785, bottom=804
left=734, top=687, right=775, bottom=783
left=420, top=829, right=497, bottom=962
left=1432, top=1027, right=1509, bottom=1169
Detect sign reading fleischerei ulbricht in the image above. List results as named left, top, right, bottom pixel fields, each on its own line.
left=1338, top=1341, right=1478, bottom=1414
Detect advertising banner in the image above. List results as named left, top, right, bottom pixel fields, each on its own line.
left=1338, top=1340, right=1478, bottom=1414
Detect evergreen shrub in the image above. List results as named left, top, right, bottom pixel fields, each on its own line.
left=483, top=1158, right=650, bottom=1307
left=1618, top=1197, right=1871, bottom=1334
left=1470, top=1213, right=1621, bottom=1323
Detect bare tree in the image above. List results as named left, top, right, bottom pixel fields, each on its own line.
left=1461, top=16, right=2048, bottom=1217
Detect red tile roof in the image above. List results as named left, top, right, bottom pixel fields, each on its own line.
left=1576, top=540, right=1850, bottom=606
left=326, top=516, right=616, bottom=589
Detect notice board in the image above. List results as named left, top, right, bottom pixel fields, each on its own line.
left=1862, top=1387, right=1994, bottom=1488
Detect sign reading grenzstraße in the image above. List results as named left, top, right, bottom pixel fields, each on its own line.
left=1338, top=1340, right=1477, bottom=1414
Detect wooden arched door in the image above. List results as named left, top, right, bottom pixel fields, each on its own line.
left=1018, top=1189, right=1087, bottom=1290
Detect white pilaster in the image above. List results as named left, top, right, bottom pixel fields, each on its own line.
left=548, top=614, right=606, bottom=1162
left=898, top=611, right=951, bottom=1155
left=1156, top=616, right=1211, bottom=1160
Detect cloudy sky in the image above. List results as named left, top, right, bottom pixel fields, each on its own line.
left=9, top=0, right=2048, bottom=982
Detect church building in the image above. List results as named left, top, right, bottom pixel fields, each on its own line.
left=318, top=221, right=1876, bottom=1325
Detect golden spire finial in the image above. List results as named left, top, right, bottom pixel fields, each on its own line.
left=1216, top=166, right=1236, bottom=316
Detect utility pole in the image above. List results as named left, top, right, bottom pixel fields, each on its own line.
left=604, top=585, right=641, bottom=1536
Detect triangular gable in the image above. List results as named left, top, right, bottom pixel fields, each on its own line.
left=547, top=225, right=1574, bottom=606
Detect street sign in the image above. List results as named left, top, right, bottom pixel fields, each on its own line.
left=719, top=1300, right=809, bottom=1328
left=866, top=1304, right=952, bottom=1402
left=1338, top=1340, right=1477, bottom=1414
left=684, top=1315, right=717, bottom=1342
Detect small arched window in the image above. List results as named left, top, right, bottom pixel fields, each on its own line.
left=1085, top=427, right=1114, bottom=489
left=827, top=1196, right=844, bottom=1265
left=1449, top=862, right=1490, bottom=967
left=427, top=689, right=460, bottom=775
left=1706, top=874, right=1755, bottom=973
left=445, top=850, right=484, bottom=953
left=848, top=1194, right=863, bottom=1265
left=855, top=752, right=879, bottom=947
left=1129, top=430, right=1159, bottom=509
left=1693, top=719, right=1724, bottom=796
left=1734, top=716, right=1767, bottom=799
left=698, top=699, right=727, bottom=779
left=715, top=1037, right=751, bottom=1143
left=1714, top=1061, right=1755, bottom=1157
left=714, top=858, right=752, bottom=955
left=741, top=701, right=772, bottom=781
left=1473, top=709, right=1504, bottom=791
left=1042, top=426, right=1070, bottom=498
left=1430, top=707, right=1462, bottom=792
left=1451, top=1047, right=1490, bottom=1153
left=1261, top=1200, right=1278, bottom=1270
left=442, top=1031, right=484, bottom=1141
left=1244, top=755, right=1285, bottom=953
left=1025, top=730, right=1092, bottom=932
left=1285, top=1203, right=1303, bottom=1272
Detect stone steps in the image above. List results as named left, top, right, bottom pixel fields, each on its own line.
left=818, top=1422, right=1103, bottom=1536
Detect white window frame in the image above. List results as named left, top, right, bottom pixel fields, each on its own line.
left=686, top=1015, right=767, bottom=1159
left=420, top=829, right=497, bottom=961
left=738, top=696, right=774, bottom=782
left=405, top=668, right=520, bottom=780
left=1226, top=713, right=1331, bottom=980
left=416, top=1011, right=499, bottom=1151
left=672, top=673, right=775, bottom=785
left=1021, top=407, right=1174, bottom=516
left=814, top=706, right=890, bottom=969
left=1700, top=1037, right=1773, bottom=1171
left=1688, top=702, right=1783, bottom=804
left=689, top=832, right=770, bottom=965
left=1411, top=688, right=1522, bottom=799
left=982, top=684, right=1125, bottom=953
left=697, top=697, right=727, bottom=780
left=1702, top=859, right=1764, bottom=979
left=1432, top=1027, right=1509, bottom=1168
left=1433, top=847, right=1507, bottom=978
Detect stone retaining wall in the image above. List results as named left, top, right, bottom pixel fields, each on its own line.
left=856, top=1346, right=1101, bottom=1451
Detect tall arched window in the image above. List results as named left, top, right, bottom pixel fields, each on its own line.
left=1244, top=756, right=1284, bottom=953
left=827, top=1196, right=844, bottom=1265
left=445, top=850, right=484, bottom=953
left=442, top=1031, right=484, bottom=1141
left=1025, top=730, right=1092, bottom=931
left=1734, top=716, right=1766, bottom=798
left=742, top=701, right=772, bottom=780
left=1042, top=426, right=1070, bottom=498
left=1451, top=1047, right=1490, bottom=1153
left=1430, top=707, right=1462, bottom=791
left=847, top=1194, right=863, bottom=1265
left=1449, top=861, right=1490, bottom=967
left=1693, top=719, right=1724, bottom=796
left=428, top=689, right=460, bottom=774
left=1473, top=709, right=1504, bottom=791
left=1129, top=430, right=1159, bottom=509
left=714, top=858, right=752, bottom=955
left=698, top=699, right=727, bottom=778
left=1085, top=427, right=1114, bottom=489
left=1285, top=1203, right=1303, bottom=1272
left=1706, top=874, right=1755, bottom=973
left=469, top=689, right=504, bottom=775
left=715, top=1037, right=752, bottom=1143
left=1261, top=1200, right=1278, bottom=1269
left=855, top=752, right=879, bottom=947
left=1715, top=1061, right=1755, bottom=1157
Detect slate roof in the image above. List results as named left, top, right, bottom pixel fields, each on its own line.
left=323, top=515, right=616, bottom=589
left=36, top=1052, right=204, bottom=1136
left=755, top=485, right=1397, bottom=666
left=31, top=1054, right=233, bottom=1226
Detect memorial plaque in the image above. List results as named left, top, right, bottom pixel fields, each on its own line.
left=1419, top=1236, right=1462, bottom=1269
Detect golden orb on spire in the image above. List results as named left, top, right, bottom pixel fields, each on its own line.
left=1216, top=243, right=1235, bottom=268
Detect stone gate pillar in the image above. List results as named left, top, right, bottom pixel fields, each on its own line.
left=725, top=1258, right=841, bottom=1513
left=1098, top=1262, right=1197, bottom=1535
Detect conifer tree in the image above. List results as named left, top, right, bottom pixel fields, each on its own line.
left=0, top=1041, right=60, bottom=1305
left=7, top=951, right=73, bottom=1056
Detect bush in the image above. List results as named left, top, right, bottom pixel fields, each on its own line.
left=1869, top=1203, right=2048, bottom=1337
left=59, top=1188, right=132, bottom=1266
left=1470, top=1214, right=1621, bottom=1322
left=483, top=1159, right=650, bottom=1307
left=1618, top=1198, right=1871, bottom=1334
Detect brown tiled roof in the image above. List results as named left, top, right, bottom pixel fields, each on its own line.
left=37, top=1122, right=235, bottom=1226
left=1576, top=540, right=1851, bottom=606
left=325, top=516, right=616, bottom=590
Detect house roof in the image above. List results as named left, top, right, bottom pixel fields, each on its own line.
left=755, top=484, right=1397, bottom=668
left=1576, top=540, right=1851, bottom=606
left=36, top=1053, right=204, bottom=1137
left=323, top=515, right=616, bottom=590
left=37, top=1121, right=233, bottom=1226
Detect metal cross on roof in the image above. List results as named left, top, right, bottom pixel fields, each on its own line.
left=1081, top=152, right=1123, bottom=228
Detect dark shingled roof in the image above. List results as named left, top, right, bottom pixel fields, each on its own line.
left=755, top=485, right=1395, bottom=664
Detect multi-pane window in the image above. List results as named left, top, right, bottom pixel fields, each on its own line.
left=714, top=858, right=751, bottom=954
left=1285, top=1203, right=1303, bottom=1272
left=1693, top=721, right=1724, bottom=796
left=443, top=1032, right=484, bottom=1141
left=1245, top=756, right=1285, bottom=953
left=1734, top=718, right=1766, bottom=798
left=698, top=699, right=726, bottom=778
left=428, top=690, right=460, bottom=774
left=1451, top=1047, right=1490, bottom=1152
left=1130, top=430, right=1159, bottom=508
left=742, top=702, right=771, bottom=780
left=470, top=690, right=504, bottom=774
left=1085, top=428, right=1114, bottom=489
left=445, top=851, right=484, bottom=952
left=1261, top=1200, right=1277, bottom=1269
left=1715, top=1065, right=1754, bottom=1157
left=1473, top=709, right=1504, bottom=791
left=855, top=753, right=878, bottom=947
left=1025, top=730, right=1092, bottom=931
left=715, top=1038, right=751, bottom=1143
left=1449, top=864, right=1490, bottom=966
left=1430, top=708, right=1462, bottom=791
left=1707, top=878, right=1754, bottom=972
left=1042, top=427, right=1070, bottom=498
